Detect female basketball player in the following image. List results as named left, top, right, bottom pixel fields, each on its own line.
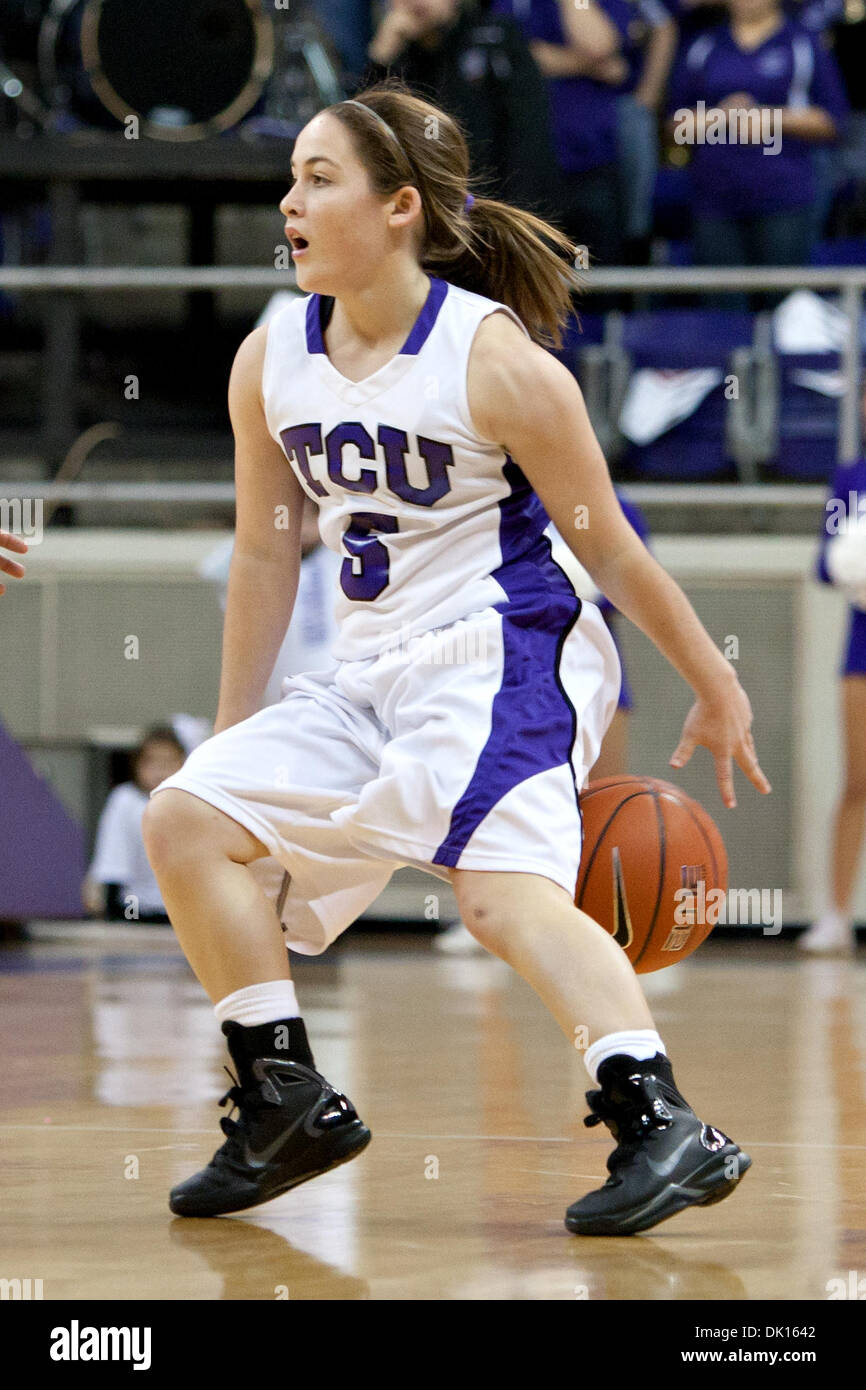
left=6, top=83, right=771, bottom=1236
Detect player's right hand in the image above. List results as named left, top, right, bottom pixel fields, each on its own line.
left=670, top=679, right=772, bottom=810
left=0, top=530, right=27, bottom=596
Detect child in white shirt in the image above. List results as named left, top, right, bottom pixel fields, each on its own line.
left=83, top=727, right=186, bottom=922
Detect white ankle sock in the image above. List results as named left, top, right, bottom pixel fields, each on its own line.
left=584, top=1030, right=667, bottom=1086
left=817, top=907, right=852, bottom=931
left=213, top=980, right=300, bottom=1028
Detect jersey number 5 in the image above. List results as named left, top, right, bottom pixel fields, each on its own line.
left=340, top=512, right=399, bottom=601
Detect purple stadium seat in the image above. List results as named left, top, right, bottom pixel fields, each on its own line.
left=549, top=310, right=605, bottom=370
left=810, top=237, right=866, bottom=266
left=764, top=351, right=841, bottom=482
left=619, top=310, right=754, bottom=480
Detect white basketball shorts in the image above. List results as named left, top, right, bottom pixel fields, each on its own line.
left=151, top=598, right=621, bottom=954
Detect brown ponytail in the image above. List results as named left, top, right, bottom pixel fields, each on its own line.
left=327, top=79, right=580, bottom=349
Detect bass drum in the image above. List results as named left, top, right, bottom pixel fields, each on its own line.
left=39, top=0, right=274, bottom=140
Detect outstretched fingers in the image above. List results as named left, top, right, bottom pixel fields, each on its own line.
left=0, top=530, right=28, bottom=595
left=735, top=731, right=772, bottom=795
left=0, top=529, right=28, bottom=557
left=669, top=734, right=696, bottom=770
left=713, top=752, right=737, bottom=809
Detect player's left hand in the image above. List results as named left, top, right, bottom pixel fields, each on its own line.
left=669, top=680, right=772, bottom=809
left=0, top=529, right=27, bottom=596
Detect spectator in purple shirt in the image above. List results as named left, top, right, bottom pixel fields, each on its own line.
left=493, top=0, right=632, bottom=273
left=668, top=0, right=848, bottom=304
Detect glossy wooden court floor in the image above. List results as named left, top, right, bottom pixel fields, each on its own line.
left=2, top=928, right=865, bottom=1301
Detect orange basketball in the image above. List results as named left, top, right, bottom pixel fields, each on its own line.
left=575, top=775, right=728, bottom=973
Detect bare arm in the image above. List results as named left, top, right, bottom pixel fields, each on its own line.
left=633, top=18, right=677, bottom=110
left=556, top=0, right=621, bottom=62
left=778, top=106, right=838, bottom=141
left=531, top=38, right=627, bottom=83
left=716, top=94, right=838, bottom=142
left=532, top=0, right=624, bottom=80
left=467, top=314, right=772, bottom=808
left=215, top=324, right=306, bottom=732
left=368, top=0, right=427, bottom=65
left=669, top=95, right=838, bottom=143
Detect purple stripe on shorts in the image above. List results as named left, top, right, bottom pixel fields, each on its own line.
left=844, top=607, right=866, bottom=676
left=433, top=459, right=582, bottom=868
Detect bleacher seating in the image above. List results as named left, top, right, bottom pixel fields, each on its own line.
left=766, top=351, right=841, bottom=481
left=582, top=310, right=754, bottom=480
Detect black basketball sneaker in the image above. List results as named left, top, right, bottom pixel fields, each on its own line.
left=169, top=1018, right=371, bottom=1217
left=565, top=1053, right=750, bottom=1236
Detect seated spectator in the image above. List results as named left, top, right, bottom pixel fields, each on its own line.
left=364, top=0, right=561, bottom=215
left=668, top=0, right=848, bottom=304
left=83, top=727, right=186, bottom=924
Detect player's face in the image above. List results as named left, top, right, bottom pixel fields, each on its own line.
left=280, top=112, right=422, bottom=296
left=135, top=740, right=185, bottom=793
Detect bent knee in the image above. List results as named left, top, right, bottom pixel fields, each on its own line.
left=450, top=886, right=524, bottom=954
left=142, top=788, right=225, bottom=868
left=142, top=790, right=195, bottom=862
left=143, top=788, right=270, bottom=868
left=450, top=871, right=578, bottom=953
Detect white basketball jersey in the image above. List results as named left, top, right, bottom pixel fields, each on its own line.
left=262, top=275, right=563, bottom=662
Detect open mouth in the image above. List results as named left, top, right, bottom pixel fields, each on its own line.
left=289, top=233, right=309, bottom=253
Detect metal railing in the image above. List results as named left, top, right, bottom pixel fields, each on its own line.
left=0, top=480, right=826, bottom=508
left=1, top=262, right=863, bottom=475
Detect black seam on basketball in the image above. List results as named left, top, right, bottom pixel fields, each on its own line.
left=632, top=788, right=666, bottom=968
left=575, top=790, right=650, bottom=910
left=647, top=781, right=721, bottom=888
